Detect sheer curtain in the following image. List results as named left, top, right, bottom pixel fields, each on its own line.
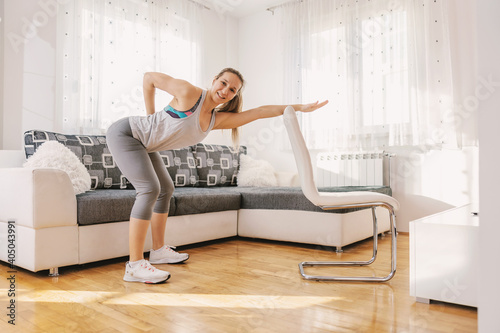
left=58, top=0, right=204, bottom=134
left=278, top=0, right=461, bottom=151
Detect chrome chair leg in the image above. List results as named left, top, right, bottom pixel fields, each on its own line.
left=299, top=206, right=397, bottom=282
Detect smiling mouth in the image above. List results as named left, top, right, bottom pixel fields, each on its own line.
left=217, top=92, right=226, bottom=100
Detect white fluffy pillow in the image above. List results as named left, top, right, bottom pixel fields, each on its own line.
left=24, top=141, right=91, bottom=195
left=237, top=154, right=278, bottom=187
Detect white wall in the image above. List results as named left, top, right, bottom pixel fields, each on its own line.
left=203, top=9, right=292, bottom=160
left=2, top=0, right=59, bottom=150
left=202, top=13, right=240, bottom=146
left=477, top=0, right=500, bottom=330
left=200, top=11, right=239, bottom=86
left=235, top=10, right=297, bottom=172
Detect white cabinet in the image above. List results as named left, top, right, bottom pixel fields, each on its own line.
left=409, top=204, right=479, bottom=307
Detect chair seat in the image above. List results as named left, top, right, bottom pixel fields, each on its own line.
left=312, top=191, right=400, bottom=210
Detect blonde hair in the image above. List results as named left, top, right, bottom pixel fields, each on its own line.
left=213, top=68, right=245, bottom=147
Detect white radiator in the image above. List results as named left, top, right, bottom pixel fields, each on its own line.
left=316, top=151, right=390, bottom=187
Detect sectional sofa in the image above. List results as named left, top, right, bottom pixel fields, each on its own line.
left=0, top=130, right=392, bottom=275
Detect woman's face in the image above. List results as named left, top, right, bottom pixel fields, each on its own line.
left=212, top=72, right=243, bottom=104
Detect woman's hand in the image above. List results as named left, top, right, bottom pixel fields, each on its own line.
left=297, top=100, right=329, bottom=113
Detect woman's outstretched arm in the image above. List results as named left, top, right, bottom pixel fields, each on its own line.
left=213, top=100, right=329, bottom=130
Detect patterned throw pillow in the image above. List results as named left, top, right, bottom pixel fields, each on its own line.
left=24, top=130, right=246, bottom=189
left=157, top=147, right=199, bottom=187
left=192, top=143, right=247, bottom=187
left=24, top=130, right=132, bottom=190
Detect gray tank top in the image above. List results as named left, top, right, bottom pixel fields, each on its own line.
left=129, top=90, right=216, bottom=152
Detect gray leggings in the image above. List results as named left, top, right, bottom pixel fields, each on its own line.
left=106, top=117, right=174, bottom=220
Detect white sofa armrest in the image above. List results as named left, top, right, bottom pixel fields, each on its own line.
left=274, top=171, right=300, bottom=187
left=0, top=168, right=77, bottom=229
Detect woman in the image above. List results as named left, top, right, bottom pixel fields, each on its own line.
left=106, top=68, right=328, bottom=283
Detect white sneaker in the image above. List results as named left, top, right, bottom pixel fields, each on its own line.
left=123, top=259, right=170, bottom=284
left=149, top=245, right=190, bottom=264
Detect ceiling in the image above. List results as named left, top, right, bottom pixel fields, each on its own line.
left=202, top=0, right=286, bottom=18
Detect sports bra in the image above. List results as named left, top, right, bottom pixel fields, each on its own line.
left=164, top=94, right=202, bottom=118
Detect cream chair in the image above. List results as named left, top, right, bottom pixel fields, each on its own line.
left=283, top=106, right=400, bottom=282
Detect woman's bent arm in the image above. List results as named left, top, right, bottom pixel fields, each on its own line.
left=143, top=72, right=197, bottom=115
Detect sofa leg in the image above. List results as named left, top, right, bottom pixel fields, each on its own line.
left=335, top=246, right=343, bottom=253
left=48, top=268, right=59, bottom=277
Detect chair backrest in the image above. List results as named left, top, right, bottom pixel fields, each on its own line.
left=284, top=106, right=400, bottom=211
left=283, top=106, right=321, bottom=204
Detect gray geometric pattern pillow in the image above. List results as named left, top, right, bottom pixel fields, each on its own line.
left=192, top=143, right=247, bottom=187
left=158, top=147, right=199, bottom=187
left=24, top=130, right=247, bottom=189
left=24, top=130, right=132, bottom=190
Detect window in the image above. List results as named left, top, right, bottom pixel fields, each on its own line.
left=59, top=0, right=203, bottom=134
left=279, top=0, right=457, bottom=151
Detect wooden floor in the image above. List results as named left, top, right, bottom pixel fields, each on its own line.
left=0, top=233, right=477, bottom=332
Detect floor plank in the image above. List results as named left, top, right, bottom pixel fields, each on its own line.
left=0, top=233, right=477, bottom=332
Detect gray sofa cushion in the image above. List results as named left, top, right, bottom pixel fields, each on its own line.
left=76, top=190, right=175, bottom=226
left=173, top=187, right=242, bottom=215
left=24, top=131, right=247, bottom=190
left=76, top=187, right=241, bottom=225
left=234, top=186, right=392, bottom=214
left=75, top=186, right=392, bottom=226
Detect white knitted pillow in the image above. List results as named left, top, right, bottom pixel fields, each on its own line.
left=237, top=154, right=278, bottom=187
left=23, top=141, right=91, bottom=195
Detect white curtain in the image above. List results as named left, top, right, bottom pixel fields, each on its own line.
left=278, top=0, right=463, bottom=151
left=58, top=0, right=204, bottom=134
